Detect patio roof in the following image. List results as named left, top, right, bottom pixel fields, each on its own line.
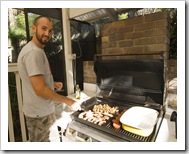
left=71, top=8, right=142, bottom=22
left=17, top=8, right=143, bottom=23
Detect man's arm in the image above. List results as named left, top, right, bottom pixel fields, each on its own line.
left=30, top=74, right=75, bottom=107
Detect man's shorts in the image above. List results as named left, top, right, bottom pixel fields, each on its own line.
left=25, top=112, right=60, bottom=142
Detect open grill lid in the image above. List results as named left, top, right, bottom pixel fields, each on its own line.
left=94, top=59, right=165, bottom=105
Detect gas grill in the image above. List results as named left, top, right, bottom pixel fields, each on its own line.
left=65, top=55, right=167, bottom=142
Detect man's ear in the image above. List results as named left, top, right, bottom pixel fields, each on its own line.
left=32, top=25, right=36, bottom=34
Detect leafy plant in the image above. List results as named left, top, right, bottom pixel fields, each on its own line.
left=160, top=8, right=177, bottom=59
left=169, top=10, right=177, bottom=59
left=8, top=11, right=27, bottom=61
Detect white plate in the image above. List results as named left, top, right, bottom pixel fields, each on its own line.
left=120, top=106, right=159, bottom=130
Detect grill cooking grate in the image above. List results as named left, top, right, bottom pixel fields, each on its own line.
left=106, top=123, right=152, bottom=142
left=71, top=105, right=155, bottom=142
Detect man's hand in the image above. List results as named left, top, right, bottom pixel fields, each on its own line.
left=69, top=102, right=81, bottom=111
left=54, top=82, right=63, bottom=90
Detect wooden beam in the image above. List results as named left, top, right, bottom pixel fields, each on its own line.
left=69, top=8, right=100, bottom=18
left=8, top=86, right=15, bottom=142
left=62, top=8, right=74, bottom=95
left=8, top=63, right=18, bottom=72
left=15, top=72, right=27, bottom=141
left=73, top=8, right=143, bottom=22
left=105, top=8, right=118, bottom=21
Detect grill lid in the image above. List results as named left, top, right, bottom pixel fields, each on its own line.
left=94, top=59, right=165, bottom=105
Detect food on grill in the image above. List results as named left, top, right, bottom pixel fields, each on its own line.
left=103, top=112, right=113, bottom=117
left=112, top=118, right=121, bottom=129
left=98, top=120, right=106, bottom=126
left=112, top=109, right=127, bottom=129
left=113, top=122, right=121, bottom=129
left=120, top=106, right=158, bottom=130
left=103, top=115, right=110, bottom=120
left=78, top=104, right=119, bottom=126
left=78, top=110, right=108, bottom=126
left=93, top=104, right=119, bottom=114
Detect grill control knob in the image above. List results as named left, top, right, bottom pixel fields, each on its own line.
left=73, top=131, right=78, bottom=137
left=86, top=137, right=92, bottom=142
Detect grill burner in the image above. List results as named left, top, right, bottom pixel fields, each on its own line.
left=66, top=58, right=166, bottom=142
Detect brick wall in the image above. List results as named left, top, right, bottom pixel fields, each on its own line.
left=83, top=11, right=174, bottom=84
left=101, top=11, right=170, bottom=57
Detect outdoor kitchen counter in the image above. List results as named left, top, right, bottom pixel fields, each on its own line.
left=54, top=91, right=177, bottom=142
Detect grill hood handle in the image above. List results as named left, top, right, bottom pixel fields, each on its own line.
left=144, top=102, right=162, bottom=110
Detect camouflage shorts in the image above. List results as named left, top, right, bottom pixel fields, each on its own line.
left=25, top=112, right=60, bottom=142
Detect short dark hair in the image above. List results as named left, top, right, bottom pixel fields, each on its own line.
left=33, top=15, right=52, bottom=26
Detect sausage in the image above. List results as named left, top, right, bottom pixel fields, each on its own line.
left=113, top=122, right=121, bottom=129
left=112, top=109, right=127, bottom=129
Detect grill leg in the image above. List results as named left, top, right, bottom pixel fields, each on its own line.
left=170, top=111, right=177, bottom=139
left=58, top=126, right=63, bottom=142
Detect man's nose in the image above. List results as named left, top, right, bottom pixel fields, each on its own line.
left=44, top=30, right=51, bottom=36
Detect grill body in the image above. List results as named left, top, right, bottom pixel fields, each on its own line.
left=65, top=58, right=166, bottom=142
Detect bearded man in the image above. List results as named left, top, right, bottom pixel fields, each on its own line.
left=17, top=16, right=80, bottom=142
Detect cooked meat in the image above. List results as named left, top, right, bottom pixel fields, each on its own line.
left=98, top=121, right=106, bottom=126
left=78, top=104, right=120, bottom=126
left=93, top=104, right=119, bottom=114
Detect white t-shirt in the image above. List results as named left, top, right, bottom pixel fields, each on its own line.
left=17, top=41, right=54, bottom=117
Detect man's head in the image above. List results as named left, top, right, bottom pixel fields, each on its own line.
left=32, top=16, right=53, bottom=48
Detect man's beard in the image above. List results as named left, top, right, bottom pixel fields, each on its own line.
left=36, top=30, right=50, bottom=45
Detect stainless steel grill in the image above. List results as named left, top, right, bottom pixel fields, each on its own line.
left=65, top=56, right=166, bottom=142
